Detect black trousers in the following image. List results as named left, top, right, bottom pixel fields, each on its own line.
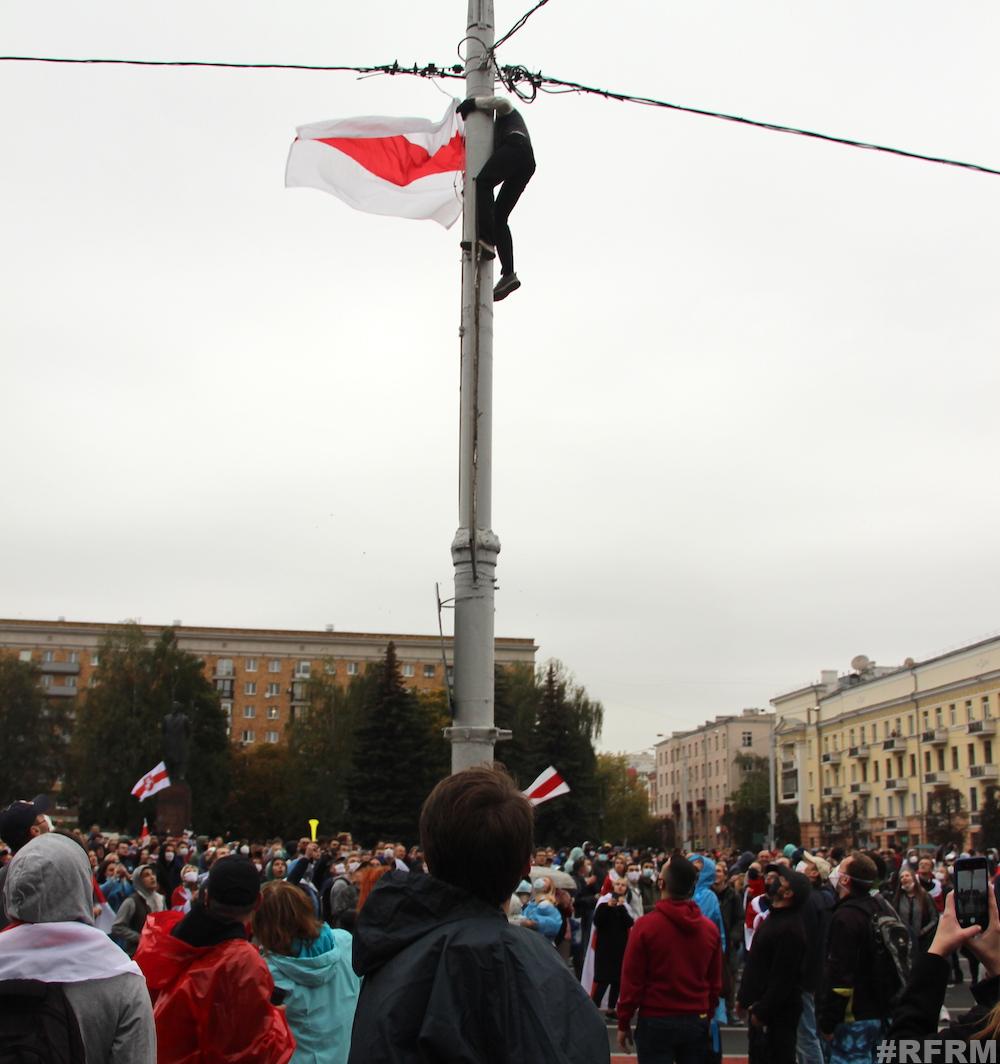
left=591, top=981, right=620, bottom=1010
left=747, top=1020, right=797, bottom=1064
left=475, top=136, right=535, bottom=277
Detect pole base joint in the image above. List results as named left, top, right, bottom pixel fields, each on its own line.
left=444, top=725, right=512, bottom=744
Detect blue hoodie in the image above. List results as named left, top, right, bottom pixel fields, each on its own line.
left=691, top=854, right=728, bottom=1035
left=265, top=924, right=360, bottom=1064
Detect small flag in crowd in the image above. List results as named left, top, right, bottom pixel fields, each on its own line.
left=523, top=766, right=570, bottom=806
left=131, top=762, right=171, bottom=803
left=285, top=102, right=465, bottom=228
left=138, top=818, right=150, bottom=843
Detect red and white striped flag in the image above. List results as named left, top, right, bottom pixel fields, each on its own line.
left=131, top=762, right=171, bottom=803
left=138, top=818, right=150, bottom=843
left=285, top=101, right=465, bottom=228
left=523, top=766, right=570, bottom=806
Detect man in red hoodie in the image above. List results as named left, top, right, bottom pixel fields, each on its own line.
left=616, top=854, right=722, bottom=1062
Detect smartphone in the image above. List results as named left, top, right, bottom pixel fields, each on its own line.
left=270, top=986, right=290, bottom=1006
left=954, top=856, right=990, bottom=930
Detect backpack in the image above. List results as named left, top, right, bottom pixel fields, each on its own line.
left=0, top=979, right=86, bottom=1063
left=868, top=894, right=912, bottom=1008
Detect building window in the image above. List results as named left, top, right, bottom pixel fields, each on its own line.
left=266, top=682, right=280, bottom=697
left=741, top=731, right=752, bottom=748
left=347, top=662, right=359, bottom=676
left=908, top=715, right=915, bottom=735
left=91, top=653, right=100, bottom=667
left=949, top=705, right=956, bottom=726
left=909, top=754, right=916, bottom=776
left=874, top=761, right=880, bottom=781
left=875, top=796, right=881, bottom=816
left=924, top=751, right=931, bottom=771
left=883, top=721, right=890, bottom=739
left=244, top=705, right=256, bottom=718
left=18, top=650, right=31, bottom=662
left=423, top=664, right=435, bottom=678
left=244, top=681, right=257, bottom=695
left=295, top=661, right=311, bottom=678
left=265, top=731, right=279, bottom=743
left=967, top=700, right=976, bottom=723
left=968, top=743, right=976, bottom=766
left=985, top=740, right=993, bottom=764
left=41, top=674, right=52, bottom=688
left=217, top=658, right=234, bottom=677
left=268, top=659, right=281, bottom=673
left=245, top=657, right=257, bottom=671
left=324, top=661, right=336, bottom=675
left=403, top=664, right=415, bottom=678
left=984, top=696, right=992, bottom=719
left=937, top=748, right=945, bottom=770
left=43, top=650, right=54, bottom=663
left=860, top=726, right=866, bottom=743
left=221, top=702, right=232, bottom=716
left=267, top=706, right=280, bottom=720
left=241, top=730, right=255, bottom=744
left=68, top=651, right=79, bottom=664
left=971, top=787, right=979, bottom=812
left=952, top=747, right=959, bottom=770
left=65, top=676, right=77, bottom=688
left=911, top=793, right=918, bottom=814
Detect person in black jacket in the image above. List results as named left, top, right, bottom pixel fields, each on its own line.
left=736, top=865, right=810, bottom=1064
left=819, top=852, right=891, bottom=1062
left=348, top=765, right=609, bottom=1064
left=591, top=879, right=634, bottom=1016
left=797, top=852, right=836, bottom=1064
left=457, top=95, right=535, bottom=303
left=889, top=886, right=1000, bottom=1047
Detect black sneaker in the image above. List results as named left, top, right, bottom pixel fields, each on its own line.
left=493, top=273, right=520, bottom=301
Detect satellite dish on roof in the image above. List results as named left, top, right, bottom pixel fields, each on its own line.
left=903, top=657, right=916, bottom=668
left=851, top=654, right=871, bottom=673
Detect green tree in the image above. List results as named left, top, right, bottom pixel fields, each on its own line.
left=775, top=804, right=801, bottom=847
left=494, top=662, right=540, bottom=784
left=924, top=787, right=966, bottom=848
left=528, top=662, right=603, bottom=845
left=225, top=744, right=295, bottom=839
left=0, top=655, right=71, bottom=803
left=595, top=753, right=658, bottom=846
left=66, top=625, right=231, bottom=833
left=345, top=642, right=448, bottom=845
left=978, top=786, right=1000, bottom=850
left=720, top=753, right=770, bottom=850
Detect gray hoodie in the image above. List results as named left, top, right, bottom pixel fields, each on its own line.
left=111, top=863, right=165, bottom=955
left=1, top=833, right=156, bottom=1062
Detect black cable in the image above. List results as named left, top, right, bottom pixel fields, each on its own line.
left=504, top=66, right=1000, bottom=178
left=493, top=0, right=551, bottom=51
left=1, top=53, right=996, bottom=178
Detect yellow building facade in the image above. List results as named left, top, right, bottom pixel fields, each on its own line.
left=772, top=637, right=1000, bottom=850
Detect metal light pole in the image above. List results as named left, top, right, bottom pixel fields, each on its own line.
left=446, top=0, right=510, bottom=772
left=767, top=721, right=777, bottom=849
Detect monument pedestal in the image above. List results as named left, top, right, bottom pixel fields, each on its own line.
left=156, top=782, right=192, bottom=835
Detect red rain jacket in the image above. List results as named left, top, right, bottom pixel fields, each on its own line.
left=135, top=910, right=295, bottom=1064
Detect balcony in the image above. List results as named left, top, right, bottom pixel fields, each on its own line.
left=970, top=764, right=1000, bottom=781
left=849, top=744, right=870, bottom=759
left=968, top=720, right=997, bottom=736
left=922, top=729, right=948, bottom=746
left=924, top=772, right=951, bottom=787
left=849, top=781, right=871, bottom=796
left=884, top=777, right=909, bottom=792
left=823, top=785, right=843, bottom=798
left=821, top=751, right=842, bottom=766
left=39, top=660, right=81, bottom=675
left=215, top=679, right=235, bottom=699
left=882, top=737, right=906, bottom=752
left=45, top=684, right=78, bottom=698
left=780, top=791, right=798, bottom=802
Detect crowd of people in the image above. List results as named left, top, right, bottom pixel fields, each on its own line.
left=2, top=782, right=1000, bottom=1063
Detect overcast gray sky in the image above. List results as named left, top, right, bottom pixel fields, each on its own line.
left=3, top=2, right=998, bottom=754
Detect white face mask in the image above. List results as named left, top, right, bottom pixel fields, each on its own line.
left=627, top=871, right=640, bottom=883
left=183, top=872, right=198, bottom=884
left=347, top=861, right=360, bottom=873
left=828, top=868, right=841, bottom=891
left=178, top=848, right=189, bottom=857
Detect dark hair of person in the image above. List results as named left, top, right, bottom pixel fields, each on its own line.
left=253, top=881, right=321, bottom=956
left=338, top=908, right=358, bottom=935
left=661, top=855, right=698, bottom=899
left=419, top=764, right=533, bottom=908
left=845, top=853, right=878, bottom=894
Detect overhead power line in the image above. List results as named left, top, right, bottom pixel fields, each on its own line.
left=1, top=54, right=996, bottom=178
left=493, top=0, right=551, bottom=51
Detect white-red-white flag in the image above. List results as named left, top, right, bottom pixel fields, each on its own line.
left=131, top=762, right=171, bottom=803
left=523, top=766, right=570, bottom=806
left=285, top=101, right=465, bottom=228
left=138, top=818, right=150, bottom=843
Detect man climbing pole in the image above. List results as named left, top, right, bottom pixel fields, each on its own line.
left=458, top=95, right=535, bottom=302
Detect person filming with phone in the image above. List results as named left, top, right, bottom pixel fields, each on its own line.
left=890, top=855, right=1000, bottom=1048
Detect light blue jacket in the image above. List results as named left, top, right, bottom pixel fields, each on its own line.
left=266, top=924, right=361, bottom=1064
left=521, top=899, right=563, bottom=942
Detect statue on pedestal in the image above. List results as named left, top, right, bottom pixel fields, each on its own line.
left=162, top=702, right=191, bottom=782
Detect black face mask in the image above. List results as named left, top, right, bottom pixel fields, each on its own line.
left=765, top=879, right=781, bottom=898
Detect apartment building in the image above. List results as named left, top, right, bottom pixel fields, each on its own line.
left=0, top=618, right=537, bottom=746
left=652, top=708, right=774, bottom=850
left=772, top=637, right=1000, bottom=850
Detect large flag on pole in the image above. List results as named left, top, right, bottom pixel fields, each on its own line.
left=285, top=102, right=465, bottom=228
left=131, top=762, right=171, bottom=803
left=523, top=766, right=570, bottom=806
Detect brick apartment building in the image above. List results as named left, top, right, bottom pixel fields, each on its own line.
left=0, top=618, right=537, bottom=746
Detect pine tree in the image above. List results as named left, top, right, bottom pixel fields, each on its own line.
left=345, top=642, right=447, bottom=846
left=529, top=662, right=602, bottom=845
